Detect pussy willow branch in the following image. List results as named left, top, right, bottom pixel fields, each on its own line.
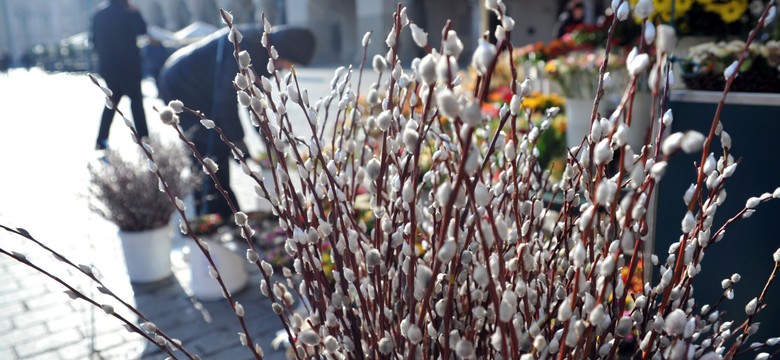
left=726, top=261, right=780, bottom=359
left=0, top=246, right=180, bottom=359
left=0, top=224, right=197, bottom=359
left=89, top=72, right=263, bottom=360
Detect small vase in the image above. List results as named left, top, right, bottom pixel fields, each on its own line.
left=187, top=235, right=248, bottom=301
left=118, top=226, right=173, bottom=283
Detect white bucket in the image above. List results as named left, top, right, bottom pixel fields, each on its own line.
left=187, top=236, right=248, bottom=301
left=118, top=226, right=173, bottom=283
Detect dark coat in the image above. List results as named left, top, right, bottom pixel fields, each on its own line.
left=157, top=26, right=269, bottom=155
left=91, top=0, right=146, bottom=80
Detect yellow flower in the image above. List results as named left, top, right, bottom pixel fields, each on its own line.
left=522, top=97, right=542, bottom=110
left=545, top=61, right=558, bottom=74
left=704, top=0, right=748, bottom=23
left=630, top=0, right=694, bottom=21
left=552, top=114, right=567, bottom=133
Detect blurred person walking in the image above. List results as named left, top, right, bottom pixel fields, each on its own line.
left=91, top=0, right=149, bottom=150
left=554, top=0, right=585, bottom=38
left=157, top=25, right=315, bottom=220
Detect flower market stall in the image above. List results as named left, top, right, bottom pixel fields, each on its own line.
left=464, top=0, right=780, bottom=342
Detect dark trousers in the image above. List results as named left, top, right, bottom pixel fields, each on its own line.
left=195, top=150, right=240, bottom=222
left=96, top=73, right=148, bottom=148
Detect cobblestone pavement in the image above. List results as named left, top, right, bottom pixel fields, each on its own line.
left=0, top=66, right=368, bottom=359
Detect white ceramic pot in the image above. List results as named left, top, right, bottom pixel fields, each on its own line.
left=627, top=91, right=654, bottom=151
left=187, top=236, right=248, bottom=301
left=564, top=97, right=596, bottom=150
left=118, top=226, right=173, bottom=283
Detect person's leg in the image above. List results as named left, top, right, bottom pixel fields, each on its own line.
left=96, top=76, right=124, bottom=149
left=202, top=152, right=240, bottom=221
left=127, top=78, right=149, bottom=139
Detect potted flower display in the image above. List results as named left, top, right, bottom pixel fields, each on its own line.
left=88, top=137, right=196, bottom=283
left=681, top=40, right=780, bottom=92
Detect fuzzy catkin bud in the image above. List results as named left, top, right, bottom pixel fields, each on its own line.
left=237, top=91, right=251, bottom=106
left=378, top=337, right=393, bottom=354
left=634, top=0, right=654, bottom=19
left=410, top=23, right=428, bottom=48
left=366, top=249, right=381, bottom=267
left=377, top=110, right=392, bottom=131
left=200, top=119, right=215, bottom=129
left=681, top=211, right=695, bottom=233
left=681, top=131, right=705, bottom=153
left=419, top=54, right=436, bottom=85
left=472, top=38, right=496, bottom=75
left=159, top=107, right=178, bottom=125
left=644, top=22, right=656, bottom=44
left=237, top=50, right=251, bottom=69
left=509, top=94, right=521, bottom=116
left=101, top=304, right=114, bottom=315
left=437, top=241, right=456, bottom=262
left=455, top=340, right=475, bottom=358
left=373, top=54, right=387, bottom=73
left=460, top=100, right=482, bottom=126
left=203, top=157, right=219, bottom=173
left=298, top=329, right=319, bottom=346
left=664, top=309, right=686, bottom=335
left=616, top=2, right=630, bottom=20
left=365, top=158, right=381, bottom=180
left=724, top=60, right=739, bottom=80
left=229, top=27, right=243, bottom=44
left=628, top=53, right=650, bottom=76
left=745, top=297, right=758, bottom=315
left=234, top=211, right=248, bottom=226
left=436, top=88, right=460, bottom=119
left=246, top=249, right=259, bottom=263
left=406, top=325, right=422, bottom=343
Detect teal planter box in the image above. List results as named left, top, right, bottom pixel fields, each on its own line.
left=656, top=90, right=780, bottom=343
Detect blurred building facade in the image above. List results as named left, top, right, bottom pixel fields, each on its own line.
left=0, top=0, right=577, bottom=67
left=0, top=0, right=99, bottom=65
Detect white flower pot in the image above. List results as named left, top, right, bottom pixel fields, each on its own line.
left=187, top=236, right=248, bottom=301
left=118, top=226, right=173, bottom=283
left=626, top=91, right=653, bottom=151
left=565, top=97, right=596, bottom=150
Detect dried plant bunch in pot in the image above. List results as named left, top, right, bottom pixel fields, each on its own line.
left=88, top=136, right=197, bottom=232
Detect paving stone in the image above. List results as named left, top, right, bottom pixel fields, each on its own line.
left=19, top=351, right=62, bottom=360
left=0, top=317, right=13, bottom=332
left=191, top=326, right=243, bottom=355
left=0, top=284, right=48, bottom=306
left=13, top=304, right=76, bottom=328
left=90, top=327, right=136, bottom=352
left=210, top=344, right=258, bottom=360
left=25, top=291, right=73, bottom=310
left=0, top=347, right=17, bottom=360
left=0, top=276, right=22, bottom=294
left=0, top=323, right=48, bottom=345
left=14, top=329, right=82, bottom=359
left=95, top=341, right=146, bottom=359
left=56, top=340, right=95, bottom=360
left=154, top=318, right=213, bottom=344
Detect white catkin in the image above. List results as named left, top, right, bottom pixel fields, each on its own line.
left=410, top=23, right=428, bottom=48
